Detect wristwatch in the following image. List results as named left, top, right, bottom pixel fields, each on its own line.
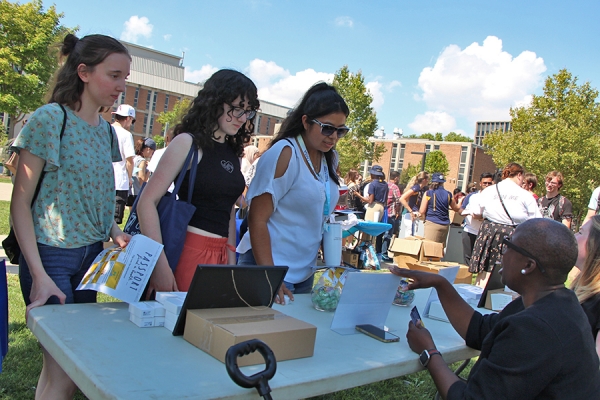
left=419, top=349, right=442, bottom=367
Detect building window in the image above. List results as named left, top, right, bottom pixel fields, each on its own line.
left=266, top=118, right=271, bottom=134
left=151, top=92, right=158, bottom=112
left=143, top=114, right=148, bottom=132
left=390, top=144, right=398, bottom=171
left=133, top=87, right=139, bottom=107
left=146, top=91, right=152, bottom=110
left=434, top=144, right=440, bottom=151
left=256, top=116, right=262, bottom=133
left=120, top=91, right=125, bottom=104
left=149, top=115, right=154, bottom=134
left=457, top=146, right=468, bottom=189
left=398, top=144, right=405, bottom=170
left=164, top=94, right=170, bottom=112
left=425, top=144, right=432, bottom=153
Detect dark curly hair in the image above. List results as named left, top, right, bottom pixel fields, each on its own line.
left=271, top=82, right=349, bottom=185
left=173, top=69, right=259, bottom=157
left=50, top=34, right=130, bottom=111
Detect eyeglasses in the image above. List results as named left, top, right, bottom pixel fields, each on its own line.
left=311, top=119, right=350, bottom=138
left=545, top=180, right=559, bottom=187
left=501, top=236, right=546, bottom=274
left=227, top=104, right=257, bottom=120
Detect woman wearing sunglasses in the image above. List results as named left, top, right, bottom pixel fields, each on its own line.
left=572, top=215, right=600, bottom=358
left=137, top=69, right=258, bottom=294
left=237, top=82, right=349, bottom=303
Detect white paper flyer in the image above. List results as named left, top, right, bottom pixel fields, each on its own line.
left=76, top=235, right=163, bottom=303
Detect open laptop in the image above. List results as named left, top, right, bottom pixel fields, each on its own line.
left=172, top=265, right=288, bottom=336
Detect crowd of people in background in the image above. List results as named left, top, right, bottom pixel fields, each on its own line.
left=7, top=31, right=600, bottom=400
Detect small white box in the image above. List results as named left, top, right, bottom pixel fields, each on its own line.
left=163, top=297, right=184, bottom=315
left=155, top=291, right=187, bottom=305
left=164, top=316, right=176, bottom=332
left=154, top=316, right=165, bottom=327
left=130, top=313, right=155, bottom=328
left=165, top=310, right=179, bottom=325
left=128, top=301, right=165, bottom=318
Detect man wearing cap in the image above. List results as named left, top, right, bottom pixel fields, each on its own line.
left=111, top=104, right=136, bottom=224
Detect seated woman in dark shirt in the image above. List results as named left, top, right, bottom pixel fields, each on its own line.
left=572, top=214, right=600, bottom=357
left=392, top=219, right=600, bottom=399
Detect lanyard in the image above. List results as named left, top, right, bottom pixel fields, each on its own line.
left=296, top=136, right=331, bottom=227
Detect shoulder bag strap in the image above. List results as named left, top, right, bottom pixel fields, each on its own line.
left=170, top=141, right=198, bottom=204
left=496, top=184, right=515, bottom=226
left=30, top=104, right=67, bottom=207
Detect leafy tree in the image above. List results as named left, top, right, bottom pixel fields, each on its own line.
left=152, top=135, right=165, bottom=149
left=400, top=163, right=420, bottom=185
left=424, top=150, right=450, bottom=175
left=156, top=98, right=191, bottom=131
left=434, top=132, right=443, bottom=141
left=419, top=133, right=435, bottom=141
left=0, top=0, right=72, bottom=131
left=484, top=69, right=600, bottom=222
left=404, top=134, right=419, bottom=139
left=332, top=65, right=382, bottom=174
left=445, top=132, right=473, bottom=142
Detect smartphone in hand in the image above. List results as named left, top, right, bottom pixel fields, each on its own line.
left=355, top=324, right=400, bottom=343
left=410, top=306, right=425, bottom=327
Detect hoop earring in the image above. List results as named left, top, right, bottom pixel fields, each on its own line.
left=521, top=269, right=526, bottom=275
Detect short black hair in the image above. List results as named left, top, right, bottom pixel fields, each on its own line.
left=515, top=219, right=577, bottom=284
left=480, top=172, right=494, bottom=180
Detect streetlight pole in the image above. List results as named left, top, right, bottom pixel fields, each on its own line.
left=411, top=151, right=427, bottom=171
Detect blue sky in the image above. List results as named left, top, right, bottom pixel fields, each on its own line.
left=42, top=0, right=600, bottom=138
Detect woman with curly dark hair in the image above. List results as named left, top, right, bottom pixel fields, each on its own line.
left=137, top=69, right=259, bottom=293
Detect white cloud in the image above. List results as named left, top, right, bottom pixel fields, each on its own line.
left=366, top=81, right=384, bottom=111
left=415, top=36, right=546, bottom=125
left=387, top=80, right=402, bottom=91
left=163, top=34, right=172, bottom=41
left=184, top=65, right=219, bottom=84
left=335, top=16, right=354, bottom=28
left=246, top=59, right=333, bottom=107
left=121, top=16, right=153, bottom=43
left=408, top=111, right=457, bottom=134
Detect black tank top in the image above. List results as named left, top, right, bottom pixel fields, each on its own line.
left=178, top=141, right=245, bottom=237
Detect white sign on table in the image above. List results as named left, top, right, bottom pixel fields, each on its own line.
left=331, top=272, right=400, bottom=334
left=76, top=234, right=162, bottom=303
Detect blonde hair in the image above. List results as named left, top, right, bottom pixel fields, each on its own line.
left=407, top=171, right=429, bottom=188
left=571, top=215, right=600, bottom=303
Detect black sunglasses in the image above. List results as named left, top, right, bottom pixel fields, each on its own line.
left=312, top=119, right=350, bottom=138
left=501, top=236, right=546, bottom=274
left=227, top=104, right=257, bottom=120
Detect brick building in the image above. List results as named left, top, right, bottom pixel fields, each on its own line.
left=366, top=138, right=497, bottom=193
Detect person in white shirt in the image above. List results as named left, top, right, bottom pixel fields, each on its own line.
left=237, top=82, right=348, bottom=304
left=460, top=172, right=494, bottom=266
left=146, top=129, right=173, bottom=175
left=469, top=163, right=541, bottom=285
left=111, top=104, right=136, bottom=224
left=583, top=186, right=600, bottom=225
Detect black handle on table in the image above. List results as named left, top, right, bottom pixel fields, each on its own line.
left=225, top=339, right=277, bottom=399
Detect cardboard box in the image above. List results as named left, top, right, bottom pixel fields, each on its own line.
left=183, top=307, right=317, bottom=366
left=484, top=289, right=520, bottom=311
left=342, top=249, right=360, bottom=268
left=449, top=210, right=465, bottom=226
left=389, top=236, right=444, bottom=269
left=406, top=261, right=473, bottom=284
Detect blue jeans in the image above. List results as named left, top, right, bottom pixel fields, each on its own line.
left=237, top=249, right=314, bottom=294
left=19, top=242, right=103, bottom=306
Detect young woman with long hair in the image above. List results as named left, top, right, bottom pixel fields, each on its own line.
left=11, top=33, right=131, bottom=399
left=137, top=69, right=258, bottom=293
left=572, top=215, right=600, bottom=357
left=237, top=82, right=349, bottom=303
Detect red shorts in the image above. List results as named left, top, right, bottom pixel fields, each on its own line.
left=174, top=231, right=233, bottom=292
